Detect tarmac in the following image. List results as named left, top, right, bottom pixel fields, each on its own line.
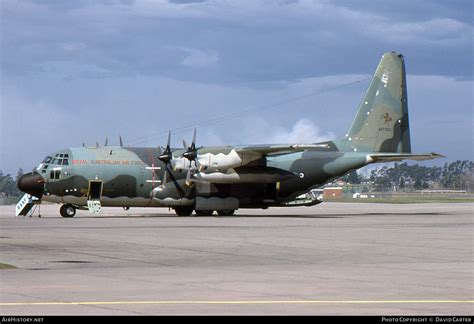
left=0, top=202, right=472, bottom=315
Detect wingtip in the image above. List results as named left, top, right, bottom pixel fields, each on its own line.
left=431, top=152, right=445, bottom=158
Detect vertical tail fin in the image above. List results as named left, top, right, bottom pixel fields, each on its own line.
left=343, top=51, right=411, bottom=153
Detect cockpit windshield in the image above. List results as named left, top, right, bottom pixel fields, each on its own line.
left=38, top=156, right=53, bottom=173
left=38, top=153, right=70, bottom=174
left=52, top=153, right=70, bottom=165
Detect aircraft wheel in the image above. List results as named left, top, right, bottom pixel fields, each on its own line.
left=174, top=206, right=194, bottom=216
left=60, top=204, right=76, bottom=218
left=195, top=210, right=214, bottom=216
left=217, top=210, right=235, bottom=216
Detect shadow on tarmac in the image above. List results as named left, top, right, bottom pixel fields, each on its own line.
left=77, top=211, right=445, bottom=219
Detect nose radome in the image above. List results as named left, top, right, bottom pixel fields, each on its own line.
left=17, top=172, right=44, bottom=198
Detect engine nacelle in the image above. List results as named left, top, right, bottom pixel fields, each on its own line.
left=151, top=179, right=194, bottom=207
left=197, top=149, right=261, bottom=171
left=170, top=157, right=193, bottom=172
left=192, top=167, right=297, bottom=184
left=171, top=149, right=262, bottom=172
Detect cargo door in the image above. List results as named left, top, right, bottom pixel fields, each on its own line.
left=87, top=180, right=103, bottom=214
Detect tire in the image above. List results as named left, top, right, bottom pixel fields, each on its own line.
left=60, top=204, right=76, bottom=218
left=217, top=209, right=235, bottom=216
left=174, top=206, right=194, bottom=216
left=195, top=210, right=214, bottom=216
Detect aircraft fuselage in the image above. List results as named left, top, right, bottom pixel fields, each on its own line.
left=29, top=141, right=367, bottom=209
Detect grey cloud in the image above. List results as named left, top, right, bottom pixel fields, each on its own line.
left=2, top=0, right=472, bottom=84
left=179, top=47, right=219, bottom=68
left=332, top=0, right=473, bottom=25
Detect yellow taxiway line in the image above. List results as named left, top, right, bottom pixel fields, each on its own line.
left=1, top=300, right=473, bottom=306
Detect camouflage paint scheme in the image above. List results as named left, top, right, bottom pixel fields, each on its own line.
left=18, top=52, right=442, bottom=214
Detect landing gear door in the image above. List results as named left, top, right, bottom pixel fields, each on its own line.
left=87, top=180, right=103, bottom=214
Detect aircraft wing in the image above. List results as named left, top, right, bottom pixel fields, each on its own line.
left=193, top=144, right=334, bottom=170
left=237, top=143, right=333, bottom=156
left=368, top=152, right=444, bottom=162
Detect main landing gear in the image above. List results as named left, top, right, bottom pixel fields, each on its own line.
left=59, top=204, right=76, bottom=218
left=174, top=206, right=194, bottom=216
left=217, top=210, right=235, bottom=216
left=195, top=210, right=213, bottom=216
left=173, top=207, right=235, bottom=217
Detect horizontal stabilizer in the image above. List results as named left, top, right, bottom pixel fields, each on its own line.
left=368, top=152, right=444, bottom=163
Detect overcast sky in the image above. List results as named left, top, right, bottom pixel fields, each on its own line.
left=1, top=0, right=473, bottom=174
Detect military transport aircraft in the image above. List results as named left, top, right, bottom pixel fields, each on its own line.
left=17, top=52, right=442, bottom=217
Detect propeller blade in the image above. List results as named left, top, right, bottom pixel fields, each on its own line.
left=158, top=131, right=173, bottom=165
left=162, top=169, right=168, bottom=186
left=191, top=128, right=196, bottom=148
left=185, top=168, right=192, bottom=186
left=164, top=165, right=186, bottom=198
left=182, top=139, right=188, bottom=149
left=104, top=137, right=108, bottom=147
left=119, top=135, right=123, bottom=147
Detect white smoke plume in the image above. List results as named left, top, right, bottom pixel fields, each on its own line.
left=233, top=116, right=336, bottom=145
left=269, top=118, right=336, bottom=144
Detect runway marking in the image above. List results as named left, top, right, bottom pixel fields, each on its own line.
left=1, top=300, right=473, bottom=306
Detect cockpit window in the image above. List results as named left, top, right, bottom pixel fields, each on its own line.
left=50, top=153, right=70, bottom=165
left=50, top=170, right=61, bottom=180
left=43, top=156, right=52, bottom=163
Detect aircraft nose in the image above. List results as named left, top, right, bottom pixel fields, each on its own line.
left=17, top=172, right=45, bottom=198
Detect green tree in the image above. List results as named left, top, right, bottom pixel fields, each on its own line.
left=341, top=170, right=361, bottom=184
left=441, top=160, right=473, bottom=189
left=0, top=169, right=23, bottom=197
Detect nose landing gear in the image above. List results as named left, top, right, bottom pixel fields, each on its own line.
left=59, top=204, right=76, bottom=218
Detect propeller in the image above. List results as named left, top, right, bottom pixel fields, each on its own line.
left=182, top=128, right=197, bottom=162
left=156, top=131, right=188, bottom=197
left=182, top=128, right=198, bottom=186
left=158, top=130, right=172, bottom=165
left=158, top=130, right=173, bottom=187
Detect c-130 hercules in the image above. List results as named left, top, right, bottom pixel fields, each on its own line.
left=17, top=52, right=442, bottom=217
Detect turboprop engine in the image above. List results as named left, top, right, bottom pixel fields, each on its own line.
left=171, top=149, right=262, bottom=172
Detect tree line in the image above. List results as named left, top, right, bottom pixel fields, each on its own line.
left=342, top=160, right=473, bottom=192
left=0, top=169, right=24, bottom=197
